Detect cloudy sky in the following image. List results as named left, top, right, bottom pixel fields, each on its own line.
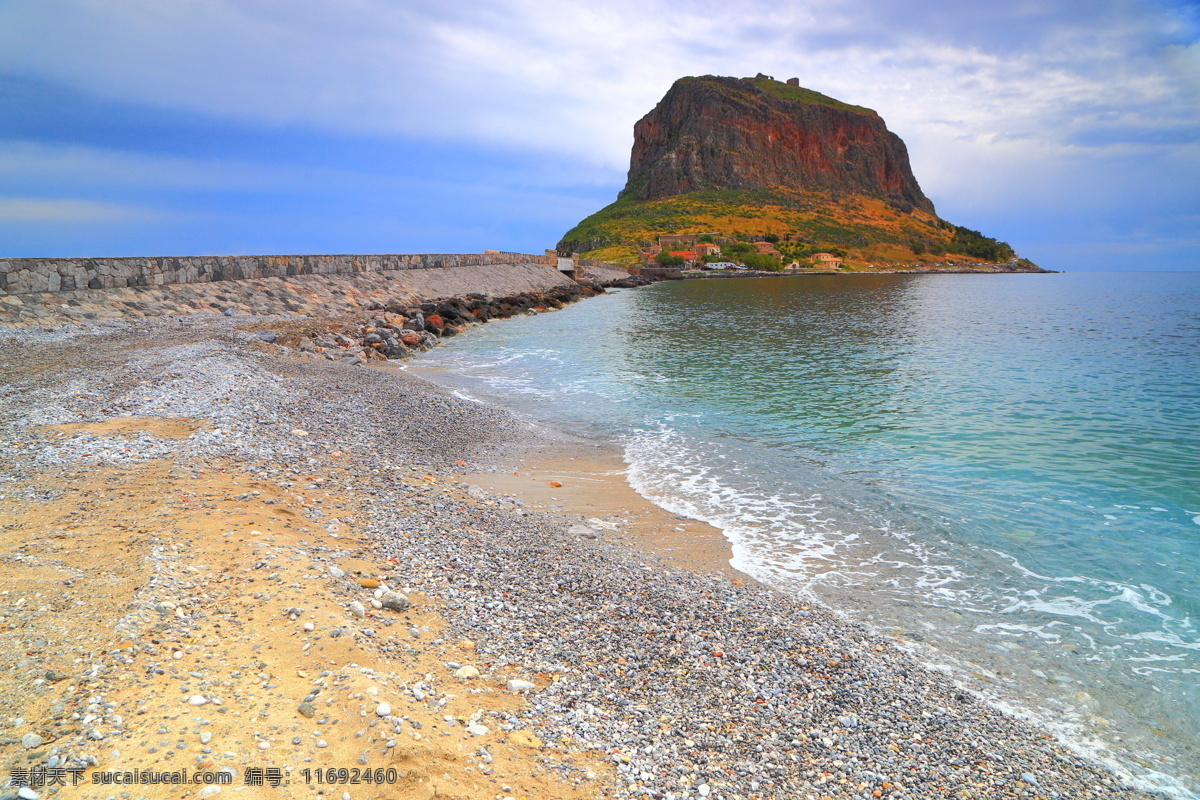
left=1, top=0, right=1196, bottom=270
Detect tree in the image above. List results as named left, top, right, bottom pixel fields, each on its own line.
left=655, top=252, right=685, bottom=267
left=742, top=253, right=782, bottom=271
left=950, top=226, right=1014, bottom=261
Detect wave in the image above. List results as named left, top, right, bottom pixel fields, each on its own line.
left=621, top=422, right=1200, bottom=799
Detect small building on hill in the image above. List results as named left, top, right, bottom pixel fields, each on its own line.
left=659, top=234, right=697, bottom=249
left=659, top=233, right=721, bottom=249
left=812, top=252, right=843, bottom=269
left=695, top=243, right=722, bottom=257
left=669, top=250, right=698, bottom=265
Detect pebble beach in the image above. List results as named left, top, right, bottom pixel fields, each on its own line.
left=0, top=303, right=1170, bottom=800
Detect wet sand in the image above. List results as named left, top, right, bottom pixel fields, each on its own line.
left=462, top=443, right=757, bottom=586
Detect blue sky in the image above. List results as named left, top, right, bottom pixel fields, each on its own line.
left=0, top=0, right=1197, bottom=270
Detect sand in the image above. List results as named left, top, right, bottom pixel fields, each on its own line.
left=461, top=444, right=755, bottom=585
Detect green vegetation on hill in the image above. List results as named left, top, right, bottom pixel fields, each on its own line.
left=557, top=188, right=1022, bottom=269
left=563, top=73, right=1031, bottom=271
left=676, top=75, right=877, bottom=116
left=746, top=76, right=877, bottom=115
left=948, top=226, right=1016, bottom=261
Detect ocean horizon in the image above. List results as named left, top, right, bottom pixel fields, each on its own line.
left=415, top=270, right=1200, bottom=798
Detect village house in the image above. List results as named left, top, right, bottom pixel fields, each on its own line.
left=639, top=244, right=663, bottom=263
left=658, top=232, right=721, bottom=249
left=658, top=234, right=698, bottom=249
left=751, top=240, right=783, bottom=257
left=695, top=242, right=722, bottom=257
left=669, top=250, right=698, bottom=265
left=812, top=252, right=843, bottom=269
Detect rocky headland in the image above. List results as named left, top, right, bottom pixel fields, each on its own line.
left=559, top=75, right=1044, bottom=272
left=620, top=76, right=931, bottom=212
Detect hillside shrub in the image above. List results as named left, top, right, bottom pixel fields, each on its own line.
left=742, top=253, right=783, bottom=271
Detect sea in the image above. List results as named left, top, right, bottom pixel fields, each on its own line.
left=413, top=271, right=1200, bottom=797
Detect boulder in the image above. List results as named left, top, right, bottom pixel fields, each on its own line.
left=381, top=339, right=410, bottom=359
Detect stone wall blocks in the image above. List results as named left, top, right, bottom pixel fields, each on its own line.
left=1, top=252, right=556, bottom=296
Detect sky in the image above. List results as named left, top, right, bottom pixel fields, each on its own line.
left=0, top=0, right=1197, bottom=270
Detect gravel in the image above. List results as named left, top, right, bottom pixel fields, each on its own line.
left=0, top=313, right=1170, bottom=800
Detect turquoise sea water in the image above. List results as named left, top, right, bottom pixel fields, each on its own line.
left=415, top=272, right=1200, bottom=796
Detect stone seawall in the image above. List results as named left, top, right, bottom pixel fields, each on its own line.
left=0, top=252, right=557, bottom=296
left=0, top=261, right=652, bottom=327
left=575, top=263, right=632, bottom=283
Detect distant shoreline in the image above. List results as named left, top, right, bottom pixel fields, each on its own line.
left=675, top=264, right=1055, bottom=278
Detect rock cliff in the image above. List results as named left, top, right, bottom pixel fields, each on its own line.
left=621, top=75, right=933, bottom=214
left=559, top=75, right=1039, bottom=271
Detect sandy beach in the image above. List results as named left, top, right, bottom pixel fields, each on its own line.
left=0, top=309, right=1167, bottom=800
left=454, top=443, right=753, bottom=585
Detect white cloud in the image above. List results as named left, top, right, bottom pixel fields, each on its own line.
left=0, top=0, right=1195, bottom=251
left=0, top=197, right=172, bottom=222
left=0, top=139, right=621, bottom=208
left=0, top=142, right=303, bottom=192
left=0, top=0, right=1193, bottom=170
left=1164, top=40, right=1200, bottom=102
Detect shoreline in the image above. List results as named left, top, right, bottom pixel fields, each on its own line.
left=387, top=307, right=1187, bottom=800
left=456, top=437, right=758, bottom=587
left=398, top=285, right=1196, bottom=800
left=675, top=266, right=1053, bottom=278
left=0, top=305, right=1174, bottom=799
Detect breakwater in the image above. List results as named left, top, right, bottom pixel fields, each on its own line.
left=280, top=283, right=609, bottom=367
left=0, top=252, right=565, bottom=296
left=0, top=257, right=643, bottom=326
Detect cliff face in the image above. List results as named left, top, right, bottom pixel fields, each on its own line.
left=558, top=75, right=1034, bottom=270
left=621, top=75, right=934, bottom=214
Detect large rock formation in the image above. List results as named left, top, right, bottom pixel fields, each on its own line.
left=558, top=74, right=1035, bottom=270
left=621, top=74, right=934, bottom=214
